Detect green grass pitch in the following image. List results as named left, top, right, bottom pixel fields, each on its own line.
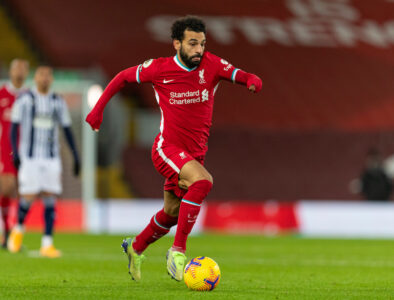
left=0, top=233, right=393, bottom=299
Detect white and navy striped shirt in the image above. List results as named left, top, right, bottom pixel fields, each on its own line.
left=11, top=87, right=72, bottom=159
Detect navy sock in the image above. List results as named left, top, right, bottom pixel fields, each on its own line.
left=17, top=198, right=31, bottom=225
left=43, top=196, right=56, bottom=236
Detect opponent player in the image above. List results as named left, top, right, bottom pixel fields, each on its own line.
left=0, top=59, right=29, bottom=248
left=86, top=16, right=262, bottom=281
left=7, top=66, right=80, bottom=257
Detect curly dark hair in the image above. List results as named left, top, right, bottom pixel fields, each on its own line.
left=171, top=16, right=206, bottom=41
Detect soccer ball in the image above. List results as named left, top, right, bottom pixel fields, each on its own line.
left=183, top=256, right=221, bottom=291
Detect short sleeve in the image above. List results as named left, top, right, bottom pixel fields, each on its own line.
left=11, top=95, right=25, bottom=123
left=57, top=97, right=72, bottom=127
left=137, top=59, right=159, bottom=83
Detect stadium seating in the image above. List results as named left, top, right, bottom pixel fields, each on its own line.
left=0, top=4, right=37, bottom=67
left=5, top=0, right=394, bottom=130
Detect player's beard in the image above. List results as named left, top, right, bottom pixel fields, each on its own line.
left=179, top=46, right=202, bottom=69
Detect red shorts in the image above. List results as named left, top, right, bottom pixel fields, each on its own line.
left=151, top=142, right=205, bottom=199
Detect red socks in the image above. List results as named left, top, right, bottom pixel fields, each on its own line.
left=132, top=180, right=213, bottom=254
left=173, top=180, right=213, bottom=253
left=0, top=196, right=11, bottom=234
left=132, top=208, right=178, bottom=254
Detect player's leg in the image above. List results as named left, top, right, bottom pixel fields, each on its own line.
left=0, top=194, right=11, bottom=248
left=39, top=159, right=62, bottom=258
left=39, top=192, right=61, bottom=258
left=151, top=144, right=211, bottom=280
left=167, top=160, right=213, bottom=281
left=122, top=190, right=179, bottom=281
left=132, top=190, right=180, bottom=254
left=0, top=175, right=16, bottom=248
left=16, top=194, right=35, bottom=228
left=163, top=190, right=181, bottom=216
left=173, top=160, right=212, bottom=253
left=41, top=192, right=56, bottom=247
left=8, top=193, right=35, bottom=252
left=8, top=158, right=40, bottom=252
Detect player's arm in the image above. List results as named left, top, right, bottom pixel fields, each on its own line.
left=233, top=69, right=262, bottom=93
left=63, top=127, right=80, bottom=176
left=86, top=59, right=157, bottom=131
left=58, top=97, right=80, bottom=176
left=216, top=57, right=262, bottom=93
left=10, top=96, right=23, bottom=169
left=85, top=66, right=140, bottom=130
left=10, top=123, right=19, bottom=169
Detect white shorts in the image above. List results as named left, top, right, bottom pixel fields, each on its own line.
left=18, top=158, right=62, bottom=195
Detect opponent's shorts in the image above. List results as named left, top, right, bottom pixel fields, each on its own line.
left=18, top=157, right=62, bottom=195
left=151, top=142, right=205, bottom=199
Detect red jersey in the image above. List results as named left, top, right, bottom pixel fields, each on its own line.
left=87, top=50, right=261, bottom=196
left=0, top=83, right=23, bottom=174
left=137, top=51, right=240, bottom=156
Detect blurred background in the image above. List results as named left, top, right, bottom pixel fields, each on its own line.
left=1, top=0, right=394, bottom=237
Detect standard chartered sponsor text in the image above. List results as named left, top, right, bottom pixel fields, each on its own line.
left=170, top=90, right=200, bottom=98
left=169, top=90, right=206, bottom=105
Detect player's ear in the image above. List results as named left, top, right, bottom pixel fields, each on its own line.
left=173, top=39, right=181, bottom=51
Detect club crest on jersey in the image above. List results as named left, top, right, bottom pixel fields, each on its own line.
left=179, top=152, right=187, bottom=159
left=143, top=59, right=153, bottom=68
left=199, top=69, right=206, bottom=84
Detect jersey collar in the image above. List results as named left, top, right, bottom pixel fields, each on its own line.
left=173, top=54, right=197, bottom=72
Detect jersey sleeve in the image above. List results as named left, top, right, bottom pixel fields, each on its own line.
left=57, top=97, right=72, bottom=127
left=136, top=59, right=159, bottom=83
left=86, top=58, right=161, bottom=130
left=214, top=56, right=240, bottom=83
left=211, top=53, right=262, bottom=91
left=10, top=95, right=25, bottom=123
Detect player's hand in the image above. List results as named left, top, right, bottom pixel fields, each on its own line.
left=13, top=156, right=20, bottom=170
left=85, top=109, right=103, bottom=131
left=73, top=159, right=80, bottom=176
left=247, top=74, right=262, bottom=93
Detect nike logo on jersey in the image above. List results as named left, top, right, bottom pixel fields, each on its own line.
left=163, top=79, right=174, bottom=84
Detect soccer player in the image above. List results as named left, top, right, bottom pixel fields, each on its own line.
left=7, top=66, right=80, bottom=257
left=86, top=16, right=262, bottom=281
left=0, top=59, right=29, bottom=248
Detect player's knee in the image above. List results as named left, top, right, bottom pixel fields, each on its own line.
left=178, top=179, right=188, bottom=190
left=1, top=180, right=16, bottom=197
left=42, top=195, right=56, bottom=208
left=21, top=194, right=36, bottom=202
left=204, top=173, right=214, bottom=185
left=190, top=173, right=213, bottom=186
left=164, top=202, right=180, bottom=216
left=188, top=179, right=213, bottom=201
left=2, top=187, right=14, bottom=197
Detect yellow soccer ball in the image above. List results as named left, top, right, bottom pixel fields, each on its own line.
left=183, top=256, right=221, bottom=291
